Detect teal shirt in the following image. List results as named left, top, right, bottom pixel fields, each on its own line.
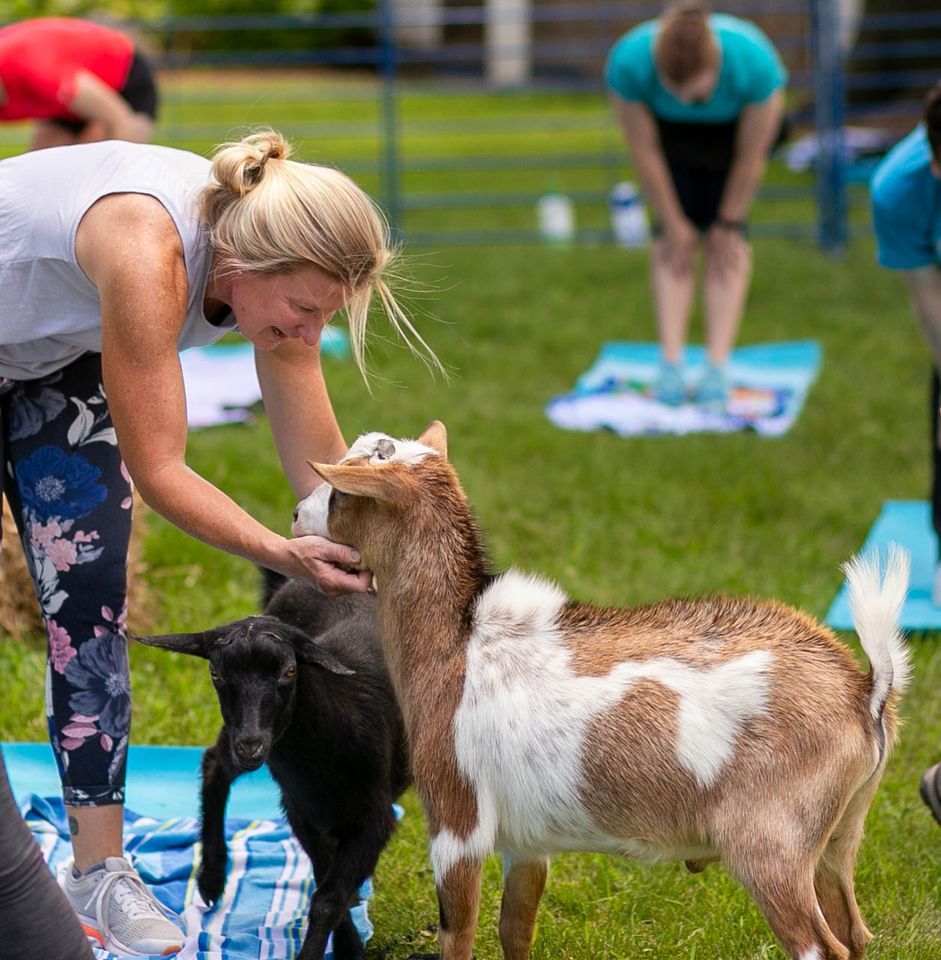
left=605, top=14, right=787, bottom=124
left=871, top=126, right=941, bottom=270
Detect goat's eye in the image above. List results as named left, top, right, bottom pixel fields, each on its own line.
left=283, top=665, right=296, bottom=680
left=209, top=667, right=221, bottom=683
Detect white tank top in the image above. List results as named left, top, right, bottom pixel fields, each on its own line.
left=0, top=140, right=237, bottom=380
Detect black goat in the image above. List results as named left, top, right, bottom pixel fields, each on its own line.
left=136, top=578, right=411, bottom=960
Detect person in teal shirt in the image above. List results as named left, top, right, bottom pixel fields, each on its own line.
left=605, top=1, right=786, bottom=408
left=870, top=82, right=941, bottom=830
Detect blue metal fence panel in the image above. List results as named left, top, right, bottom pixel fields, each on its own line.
left=0, top=1, right=928, bottom=250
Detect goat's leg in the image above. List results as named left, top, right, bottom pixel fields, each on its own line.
left=434, top=857, right=483, bottom=960
left=729, top=853, right=849, bottom=960
left=198, top=732, right=238, bottom=906
left=293, top=806, right=397, bottom=960
left=814, top=781, right=880, bottom=960
left=498, top=855, right=548, bottom=960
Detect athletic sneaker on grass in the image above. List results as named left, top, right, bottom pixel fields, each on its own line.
left=63, top=856, right=183, bottom=957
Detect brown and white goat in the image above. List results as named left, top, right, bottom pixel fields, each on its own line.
left=293, top=422, right=910, bottom=960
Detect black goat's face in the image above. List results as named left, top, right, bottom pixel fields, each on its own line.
left=208, top=620, right=300, bottom=771
left=135, top=616, right=354, bottom=772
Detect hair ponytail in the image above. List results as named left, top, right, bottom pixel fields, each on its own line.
left=199, top=130, right=441, bottom=379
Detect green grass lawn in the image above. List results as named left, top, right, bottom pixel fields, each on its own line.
left=3, top=237, right=941, bottom=957
left=1, top=71, right=938, bottom=959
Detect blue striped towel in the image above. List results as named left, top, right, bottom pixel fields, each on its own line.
left=8, top=740, right=379, bottom=960
left=22, top=794, right=374, bottom=960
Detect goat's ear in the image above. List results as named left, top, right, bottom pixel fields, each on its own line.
left=418, top=420, right=447, bottom=457
left=132, top=628, right=224, bottom=659
left=307, top=461, right=403, bottom=503
left=296, top=641, right=355, bottom=675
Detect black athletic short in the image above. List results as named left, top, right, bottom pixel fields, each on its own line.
left=49, top=49, right=158, bottom=135
left=655, top=118, right=739, bottom=233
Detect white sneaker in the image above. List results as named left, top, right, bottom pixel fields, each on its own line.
left=933, top=563, right=941, bottom=607
left=63, top=856, right=184, bottom=957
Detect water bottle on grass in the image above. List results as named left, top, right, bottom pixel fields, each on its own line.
left=537, top=184, right=575, bottom=246
left=609, top=181, right=649, bottom=247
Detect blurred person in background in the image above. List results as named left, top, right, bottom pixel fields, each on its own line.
left=0, top=17, right=157, bottom=150
left=606, top=0, right=786, bottom=409
left=871, top=80, right=941, bottom=829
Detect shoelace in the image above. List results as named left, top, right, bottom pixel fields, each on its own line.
left=90, top=866, right=173, bottom=931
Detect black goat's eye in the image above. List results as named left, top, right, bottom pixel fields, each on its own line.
left=283, top=665, right=296, bottom=680
left=209, top=667, right=221, bottom=683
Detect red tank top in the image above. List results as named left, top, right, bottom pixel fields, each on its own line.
left=0, top=18, right=134, bottom=122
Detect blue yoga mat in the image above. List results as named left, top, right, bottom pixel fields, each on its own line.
left=5, top=741, right=280, bottom=820
left=825, top=500, right=938, bottom=631
left=5, top=742, right=375, bottom=960
left=546, top=340, right=822, bottom=437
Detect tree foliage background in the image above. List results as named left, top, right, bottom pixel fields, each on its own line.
left=0, top=0, right=378, bottom=56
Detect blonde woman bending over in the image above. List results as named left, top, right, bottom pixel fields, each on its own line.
left=0, top=132, right=431, bottom=954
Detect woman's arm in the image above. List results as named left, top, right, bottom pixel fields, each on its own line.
left=612, top=96, right=698, bottom=275
left=904, top=266, right=941, bottom=372
left=716, top=90, right=784, bottom=224
left=254, top=338, right=347, bottom=499
left=69, top=70, right=152, bottom=142
left=611, top=97, right=688, bottom=230
left=75, top=193, right=367, bottom=593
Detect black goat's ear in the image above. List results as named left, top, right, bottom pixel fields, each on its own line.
left=131, top=628, right=226, bottom=659
left=296, top=641, right=355, bottom=675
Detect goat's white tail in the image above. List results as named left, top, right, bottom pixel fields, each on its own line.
left=843, top=543, right=911, bottom=720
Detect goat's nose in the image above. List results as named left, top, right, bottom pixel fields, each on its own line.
left=235, top=738, right=266, bottom=764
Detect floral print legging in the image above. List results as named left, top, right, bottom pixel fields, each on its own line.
left=1, top=353, right=132, bottom=807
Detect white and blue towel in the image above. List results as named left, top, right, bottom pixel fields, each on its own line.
left=546, top=340, right=822, bottom=438
left=180, top=329, right=350, bottom=429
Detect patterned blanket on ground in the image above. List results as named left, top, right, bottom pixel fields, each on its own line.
left=7, top=743, right=374, bottom=960
left=546, top=340, right=822, bottom=438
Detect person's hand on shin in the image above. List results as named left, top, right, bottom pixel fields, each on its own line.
left=661, top=217, right=698, bottom=276
left=707, top=224, right=747, bottom=276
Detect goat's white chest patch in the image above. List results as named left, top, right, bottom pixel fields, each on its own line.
left=432, top=570, right=773, bottom=876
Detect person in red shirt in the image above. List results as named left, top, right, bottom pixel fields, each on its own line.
left=0, top=18, right=158, bottom=150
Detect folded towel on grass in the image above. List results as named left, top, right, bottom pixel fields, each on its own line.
left=181, top=329, right=350, bottom=429
left=546, top=340, right=822, bottom=438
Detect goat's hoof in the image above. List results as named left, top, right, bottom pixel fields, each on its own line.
left=197, top=868, right=226, bottom=906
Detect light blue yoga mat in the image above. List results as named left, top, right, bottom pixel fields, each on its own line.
left=4, top=742, right=375, bottom=960
left=546, top=340, right=822, bottom=437
left=825, top=500, right=938, bottom=631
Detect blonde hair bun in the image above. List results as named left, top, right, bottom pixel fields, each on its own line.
left=198, top=128, right=442, bottom=379
left=211, top=130, right=293, bottom=196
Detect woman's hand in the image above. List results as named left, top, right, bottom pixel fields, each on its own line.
left=660, top=217, right=699, bottom=276
left=278, top=534, right=372, bottom=596
left=706, top=224, right=750, bottom=278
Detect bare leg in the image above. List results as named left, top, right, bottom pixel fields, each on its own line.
left=67, top=804, right=124, bottom=873
left=651, top=237, right=697, bottom=364
left=436, top=857, right=482, bottom=960
left=498, top=856, right=548, bottom=960
left=702, top=229, right=752, bottom=366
